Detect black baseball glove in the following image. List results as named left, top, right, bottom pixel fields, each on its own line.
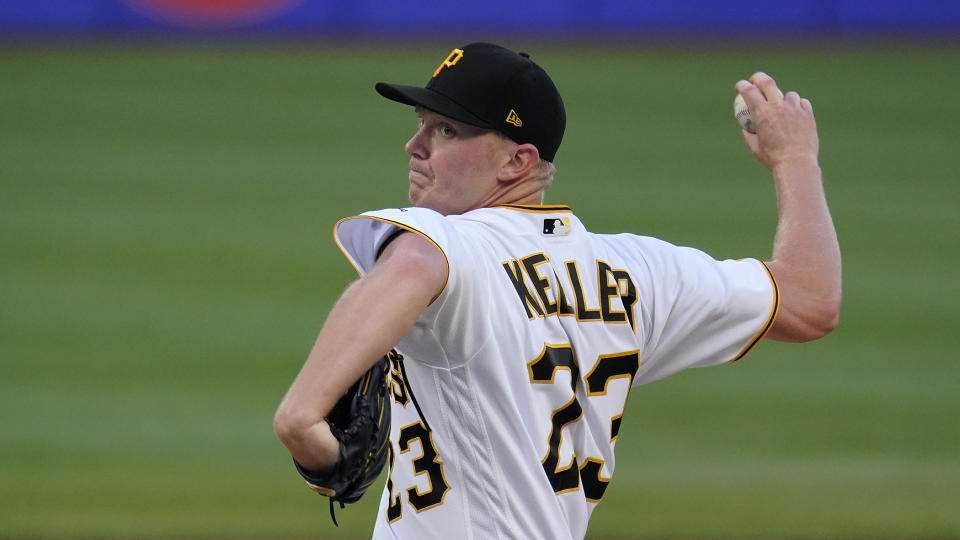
left=293, top=353, right=392, bottom=525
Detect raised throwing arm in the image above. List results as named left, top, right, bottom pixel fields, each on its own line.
left=737, top=72, right=842, bottom=342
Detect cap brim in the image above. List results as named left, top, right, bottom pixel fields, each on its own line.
left=375, top=82, right=492, bottom=129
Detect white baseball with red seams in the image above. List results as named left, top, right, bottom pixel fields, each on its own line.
left=734, top=93, right=755, bottom=133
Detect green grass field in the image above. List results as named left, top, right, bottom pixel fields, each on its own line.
left=2, top=41, right=958, bottom=539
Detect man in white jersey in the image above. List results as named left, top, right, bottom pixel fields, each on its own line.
left=274, top=42, right=841, bottom=539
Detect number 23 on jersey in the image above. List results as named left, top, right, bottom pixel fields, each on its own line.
left=383, top=344, right=639, bottom=521
left=529, top=343, right=639, bottom=502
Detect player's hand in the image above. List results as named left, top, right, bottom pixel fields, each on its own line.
left=735, top=72, right=819, bottom=174
left=306, top=420, right=342, bottom=470
left=275, top=415, right=342, bottom=470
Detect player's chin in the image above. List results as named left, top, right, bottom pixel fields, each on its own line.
left=409, top=188, right=445, bottom=213
left=408, top=176, right=429, bottom=205
left=408, top=184, right=424, bottom=206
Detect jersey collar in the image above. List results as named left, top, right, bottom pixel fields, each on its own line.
left=492, top=204, right=572, bottom=213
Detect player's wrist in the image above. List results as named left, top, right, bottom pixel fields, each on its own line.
left=772, top=157, right=821, bottom=182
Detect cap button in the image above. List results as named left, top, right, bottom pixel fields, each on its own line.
left=519, top=52, right=530, bottom=58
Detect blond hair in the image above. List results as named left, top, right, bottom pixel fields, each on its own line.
left=534, top=159, right=556, bottom=191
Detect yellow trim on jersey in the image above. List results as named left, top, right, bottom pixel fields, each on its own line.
left=332, top=215, right=451, bottom=305
left=609, top=413, right=624, bottom=442
left=526, top=342, right=576, bottom=384
left=580, top=457, right=612, bottom=503
left=492, top=204, right=573, bottom=213
left=584, top=349, right=642, bottom=396
left=397, top=420, right=452, bottom=513
left=728, top=261, right=780, bottom=362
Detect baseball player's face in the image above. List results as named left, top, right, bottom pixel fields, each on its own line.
left=405, top=108, right=512, bottom=215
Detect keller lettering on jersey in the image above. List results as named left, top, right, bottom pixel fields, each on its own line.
left=501, top=254, right=638, bottom=332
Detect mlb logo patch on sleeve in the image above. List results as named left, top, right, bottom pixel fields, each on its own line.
left=542, top=218, right=571, bottom=236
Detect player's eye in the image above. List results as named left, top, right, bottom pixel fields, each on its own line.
left=440, top=125, right=456, bottom=137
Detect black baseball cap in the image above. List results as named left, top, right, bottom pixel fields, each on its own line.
left=375, top=42, right=566, bottom=162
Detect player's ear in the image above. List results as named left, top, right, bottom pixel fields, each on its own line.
left=497, top=143, right=540, bottom=182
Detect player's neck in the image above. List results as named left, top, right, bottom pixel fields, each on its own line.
left=475, top=178, right=546, bottom=210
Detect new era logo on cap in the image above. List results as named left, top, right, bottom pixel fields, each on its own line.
left=375, top=42, right=566, bottom=162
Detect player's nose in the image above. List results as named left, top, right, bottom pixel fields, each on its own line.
left=404, top=129, right=428, bottom=159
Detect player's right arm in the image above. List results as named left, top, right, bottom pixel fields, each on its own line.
left=736, top=72, right=842, bottom=343
left=273, top=231, right=447, bottom=470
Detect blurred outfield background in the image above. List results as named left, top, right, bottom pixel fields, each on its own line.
left=2, top=2, right=959, bottom=539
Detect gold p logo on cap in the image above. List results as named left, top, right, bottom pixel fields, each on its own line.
left=433, top=48, right=464, bottom=77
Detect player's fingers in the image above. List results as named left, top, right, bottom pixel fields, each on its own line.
left=735, top=80, right=765, bottom=109
left=750, top=72, right=784, bottom=104
left=800, top=97, right=813, bottom=113
left=784, top=90, right=801, bottom=107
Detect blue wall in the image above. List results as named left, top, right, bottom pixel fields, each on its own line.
left=2, top=0, right=959, bottom=36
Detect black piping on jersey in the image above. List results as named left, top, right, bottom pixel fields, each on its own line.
left=375, top=227, right=409, bottom=260
left=729, top=261, right=781, bottom=362
left=395, top=352, right=432, bottom=432
left=494, top=204, right=572, bottom=213
left=339, top=216, right=449, bottom=304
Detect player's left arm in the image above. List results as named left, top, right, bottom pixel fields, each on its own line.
left=736, top=73, right=842, bottom=343
left=273, top=231, right=447, bottom=470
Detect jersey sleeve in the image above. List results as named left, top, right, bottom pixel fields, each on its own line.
left=630, top=237, right=779, bottom=386
left=333, top=208, right=478, bottom=369
left=333, top=208, right=451, bottom=278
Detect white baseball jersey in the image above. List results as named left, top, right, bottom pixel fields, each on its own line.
left=333, top=204, right=778, bottom=540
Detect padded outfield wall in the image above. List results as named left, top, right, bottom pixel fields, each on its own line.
left=2, top=0, right=960, bottom=37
